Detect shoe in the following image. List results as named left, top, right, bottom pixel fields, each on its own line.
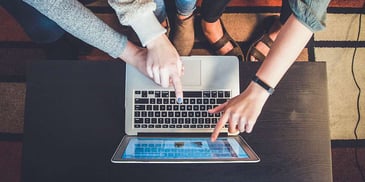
left=208, top=19, right=244, bottom=61
left=172, top=14, right=195, bottom=56
left=246, top=15, right=282, bottom=62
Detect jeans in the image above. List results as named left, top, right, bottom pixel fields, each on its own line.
left=0, top=0, right=65, bottom=43
left=287, top=0, right=330, bottom=32
left=154, top=0, right=197, bottom=23
left=201, top=0, right=230, bottom=23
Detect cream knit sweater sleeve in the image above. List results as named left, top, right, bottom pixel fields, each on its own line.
left=23, top=0, right=127, bottom=58
left=108, top=0, right=166, bottom=47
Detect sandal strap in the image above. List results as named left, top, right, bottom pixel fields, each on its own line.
left=250, top=47, right=266, bottom=62
left=261, top=34, right=274, bottom=48
left=210, top=31, right=230, bottom=52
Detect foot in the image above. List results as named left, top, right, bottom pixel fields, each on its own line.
left=248, top=17, right=282, bottom=62
left=201, top=19, right=234, bottom=55
left=172, top=14, right=195, bottom=56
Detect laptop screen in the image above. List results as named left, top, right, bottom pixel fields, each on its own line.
left=121, top=137, right=248, bottom=160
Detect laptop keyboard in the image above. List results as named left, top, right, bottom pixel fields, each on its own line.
left=133, top=90, right=230, bottom=129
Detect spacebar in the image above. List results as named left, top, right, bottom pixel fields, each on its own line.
left=183, top=91, right=202, bottom=97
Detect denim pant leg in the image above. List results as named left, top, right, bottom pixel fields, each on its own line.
left=280, top=0, right=292, bottom=25
left=154, top=0, right=167, bottom=23
left=0, top=0, right=65, bottom=43
left=201, top=0, right=231, bottom=23
left=286, top=0, right=330, bottom=32
left=175, top=0, right=196, bottom=16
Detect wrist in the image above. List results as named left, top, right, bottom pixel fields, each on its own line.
left=119, top=41, right=144, bottom=66
left=146, top=34, right=168, bottom=49
left=246, top=81, right=271, bottom=100
left=251, top=75, right=275, bottom=95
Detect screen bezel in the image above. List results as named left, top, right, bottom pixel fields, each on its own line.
left=111, top=135, right=260, bottom=163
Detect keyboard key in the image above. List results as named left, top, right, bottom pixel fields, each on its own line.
left=211, top=91, right=217, bottom=97
left=162, top=91, right=169, bottom=97
left=183, top=91, right=202, bottom=97
left=135, top=105, right=145, bottom=110
left=142, top=91, right=147, bottom=97
left=203, top=91, right=210, bottom=97
left=217, top=99, right=227, bottom=104
left=218, top=91, right=224, bottom=97
left=225, top=91, right=230, bottom=98
left=135, top=118, right=143, bottom=123
left=135, top=98, right=148, bottom=104
left=164, top=118, right=171, bottom=124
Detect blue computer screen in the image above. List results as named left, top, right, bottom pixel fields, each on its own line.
left=122, top=137, right=248, bottom=160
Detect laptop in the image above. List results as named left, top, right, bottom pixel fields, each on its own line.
left=111, top=56, right=260, bottom=163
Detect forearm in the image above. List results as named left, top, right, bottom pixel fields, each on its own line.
left=23, top=0, right=127, bottom=58
left=256, top=14, right=313, bottom=88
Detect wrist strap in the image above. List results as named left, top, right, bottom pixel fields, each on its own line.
left=252, top=75, right=275, bottom=95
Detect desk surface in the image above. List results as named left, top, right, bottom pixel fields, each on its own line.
left=22, top=60, right=332, bottom=182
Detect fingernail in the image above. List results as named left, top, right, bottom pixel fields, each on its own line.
left=177, top=97, right=183, bottom=104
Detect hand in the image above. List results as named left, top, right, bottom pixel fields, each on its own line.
left=209, top=82, right=271, bottom=141
left=118, top=41, right=150, bottom=77
left=146, top=34, right=184, bottom=102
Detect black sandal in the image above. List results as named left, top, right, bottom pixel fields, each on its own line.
left=209, top=19, right=245, bottom=61
left=246, top=15, right=282, bottom=62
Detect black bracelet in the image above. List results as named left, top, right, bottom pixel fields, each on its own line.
left=251, top=75, right=275, bottom=95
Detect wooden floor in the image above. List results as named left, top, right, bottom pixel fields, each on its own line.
left=1, top=1, right=365, bottom=182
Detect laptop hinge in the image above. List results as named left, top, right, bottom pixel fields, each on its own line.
left=137, top=133, right=229, bottom=137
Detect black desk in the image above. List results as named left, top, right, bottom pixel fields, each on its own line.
left=22, top=60, right=332, bottom=182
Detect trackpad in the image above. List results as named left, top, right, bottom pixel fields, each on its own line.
left=181, top=60, right=201, bottom=86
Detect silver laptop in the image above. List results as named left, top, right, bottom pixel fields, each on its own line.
left=111, top=56, right=260, bottom=163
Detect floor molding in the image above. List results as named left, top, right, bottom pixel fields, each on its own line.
left=331, top=139, right=365, bottom=148
left=0, top=133, right=23, bottom=142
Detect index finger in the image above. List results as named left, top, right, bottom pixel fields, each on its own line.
left=211, top=112, right=229, bottom=142
left=171, top=74, right=183, bottom=103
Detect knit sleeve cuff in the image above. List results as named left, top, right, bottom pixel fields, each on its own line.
left=129, top=11, right=166, bottom=47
